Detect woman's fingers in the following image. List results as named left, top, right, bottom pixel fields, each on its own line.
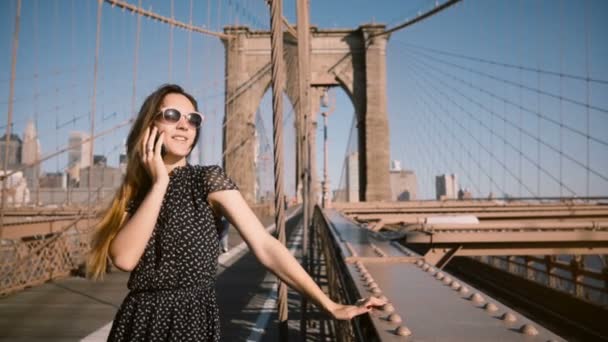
left=154, top=131, right=164, bottom=158
left=141, top=127, right=150, bottom=159
left=355, top=296, right=387, bottom=313
left=363, top=296, right=386, bottom=308
left=147, top=126, right=157, bottom=155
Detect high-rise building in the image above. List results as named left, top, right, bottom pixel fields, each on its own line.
left=67, top=132, right=92, bottom=183
left=390, top=169, right=417, bottom=201
left=0, top=133, right=22, bottom=168
left=436, top=174, right=458, bottom=200
left=346, top=151, right=359, bottom=202
left=22, top=119, right=41, bottom=191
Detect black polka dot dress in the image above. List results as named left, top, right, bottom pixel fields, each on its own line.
left=107, top=164, right=238, bottom=342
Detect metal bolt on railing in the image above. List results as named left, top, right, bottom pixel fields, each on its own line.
left=451, top=281, right=461, bottom=290
left=442, top=276, right=453, bottom=285
left=387, top=313, right=403, bottom=324
left=500, top=312, right=517, bottom=322
left=484, top=303, right=498, bottom=312
left=382, top=303, right=395, bottom=313
left=435, top=272, right=445, bottom=280
left=394, top=326, right=412, bottom=336
left=469, top=293, right=485, bottom=303
left=459, top=286, right=470, bottom=295
left=519, top=324, right=539, bottom=336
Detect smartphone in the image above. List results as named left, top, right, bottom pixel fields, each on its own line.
left=153, top=127, right=166, bottom=157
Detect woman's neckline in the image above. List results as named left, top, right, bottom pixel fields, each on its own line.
left=168, top=163, right=191, bottom=177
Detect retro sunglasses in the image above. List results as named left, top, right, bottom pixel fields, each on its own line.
left=156, top=108, right=204, bottom=128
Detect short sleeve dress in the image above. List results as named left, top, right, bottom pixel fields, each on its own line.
left=107, top=164, right=238, bottom=342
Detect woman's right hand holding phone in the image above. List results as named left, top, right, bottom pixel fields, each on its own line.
left=141, top=126, right=169, bottom=186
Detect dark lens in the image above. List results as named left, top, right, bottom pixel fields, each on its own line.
left=187, top=113, right=202, bottom=127
left=163, top=108, right=181, bottom=122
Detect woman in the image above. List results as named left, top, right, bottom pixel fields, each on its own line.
left=87, top=84, right=384, bottom=341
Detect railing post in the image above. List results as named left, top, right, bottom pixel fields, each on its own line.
left=571, top=255, right=585, bottom=298
left=545, top=255, right=557, bottom=288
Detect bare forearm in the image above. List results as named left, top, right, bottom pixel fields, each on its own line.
left=109, top=181, right=168, bottom=270
left=260, top=237, right=337, bottom=313
left=210, top=190, right=384, bottom=320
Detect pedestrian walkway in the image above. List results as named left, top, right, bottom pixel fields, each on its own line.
left=0, top=207, right=331, bottom=342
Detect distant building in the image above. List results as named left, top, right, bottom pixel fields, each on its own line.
left=80, top=165, right=123, bottom=188
left=346, top=151, right=359, bottom=202
left=21, top=119, right=41, bottom=192
left=67, top=132, right=92, bottom=183
left=39, top=172, right=65, bottom=188
left=119, top=154, right=127, bottom=175
left=457, top=188, right=473, bottom=200
left=0, top=133, right=22, bottom=168
left=93, top=155, right=107, bottom=166
left=390, top=160, right=402, bottom=171
left=0, top=170, right=29, bottom=206
left=436, top=174, right=458, bottom=200
left=389, top=169, right=417, bottom=201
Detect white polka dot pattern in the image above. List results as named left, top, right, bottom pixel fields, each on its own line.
left=108, top=164, right=238, bottom=342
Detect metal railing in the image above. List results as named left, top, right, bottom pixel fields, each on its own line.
left=311, top=206, right=379, bottom=341
left=0, top=214, right=96, bottom=296
left=477, top=255, right=608, bottom=306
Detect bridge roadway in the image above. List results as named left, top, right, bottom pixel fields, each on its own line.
left=0, top=206, right=339, bottom=341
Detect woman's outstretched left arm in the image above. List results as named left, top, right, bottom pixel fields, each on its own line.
left=208, top=190, right=386, bottom=320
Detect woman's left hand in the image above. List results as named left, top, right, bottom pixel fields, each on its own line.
left=328, top=296, right=387, bottom=320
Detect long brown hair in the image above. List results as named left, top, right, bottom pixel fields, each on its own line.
left=87, top=84, right=199, bottom=279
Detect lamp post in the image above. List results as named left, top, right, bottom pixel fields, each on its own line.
left=321, top=89, right=334, bottom=208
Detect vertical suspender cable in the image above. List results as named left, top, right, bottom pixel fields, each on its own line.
left=536, top=1, right=541, bottom=196
left=131, top=0, right=142, bottom=117
left=559, top=0, right=564, bottom=197
left=518, top=0, right=523, bottom=197
left=584, top=1, right=590, bottom=197
left=89, top=0, right=103, bottom=225
left=0, top=0, right=21, bottom=240
left=269, top=0, right=288, bottom=339
left=169, top=0, right=174, bottom=82
left=34, top=0, right=41, bottom=205
left=187, top=0, right=193, bottom=90
left=296, top=0, right=311, bottom=336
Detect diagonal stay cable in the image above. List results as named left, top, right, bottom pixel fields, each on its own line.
left=405, top=57, right=580, bottom=195
left=411, top=83, right=497, bottom=197
left=394, top=44, right=608, bottom=147
left=406, top=63, right=536, bottom=197
left=403, top=51, right=608, bottom=186
left=395, top=40, right=608, bottom=85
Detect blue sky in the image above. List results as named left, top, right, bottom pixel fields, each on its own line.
left=1, top=0, right=607, bottom=199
